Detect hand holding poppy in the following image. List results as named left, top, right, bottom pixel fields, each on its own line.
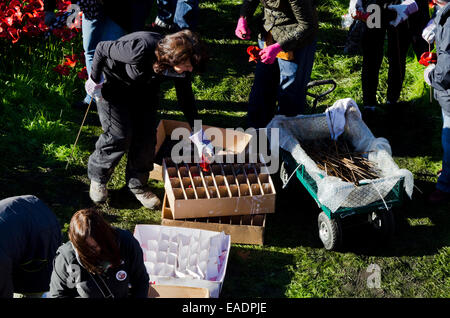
left=259, top=43, right=282, bottom=64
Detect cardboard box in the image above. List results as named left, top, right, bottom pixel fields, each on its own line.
left=161, top=194, right=266, bottom=245
left=134, top=224, right=231, bottom=298
left=148, top=284, right=210, bottom=298
left=149, top=119, right=254, bottom=181
left=163, top=158, right=276, bottom=219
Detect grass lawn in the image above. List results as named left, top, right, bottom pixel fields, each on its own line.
left=0, top=0, right=449, bottom=298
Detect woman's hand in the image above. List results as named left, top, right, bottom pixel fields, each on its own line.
left=235, top=17, right=251, bottom=40
left=85, top=75, right=104, bottom=100
left=259, top=43, right=283, bottom=64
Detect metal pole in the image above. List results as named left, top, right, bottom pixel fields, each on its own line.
left=65, top=97, right=94, bottom=170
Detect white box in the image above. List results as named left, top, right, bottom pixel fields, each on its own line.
left=134, top=224, right=231, bottom=298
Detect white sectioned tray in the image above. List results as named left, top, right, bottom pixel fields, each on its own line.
left=134, top=224, right=231, bottom=298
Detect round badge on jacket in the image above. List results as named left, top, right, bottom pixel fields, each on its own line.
left=116, top=270, right=127, bottom=281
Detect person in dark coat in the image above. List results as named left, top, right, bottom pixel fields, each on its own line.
left=49, top=208, right=149, bottom=298
left=84, top=30, right=207, bottom=208
left=0, top=195, right=62, bottom=298
left=350, top=0, right=430, bottom=109
left=43, top=0, right=153, bottom=111
left=234, top=0, right=318, bottom=128
left=424, top=0, right=450, bottom=203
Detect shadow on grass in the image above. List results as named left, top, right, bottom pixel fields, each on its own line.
left=268, top=172, right=450, bottom=257
left=220, top=246, right=294, bottom=298
left=341, top=178, right=450, bottom=257
left=0, top=162, right=93, bottom=236
left=158, top=99, right=248, bottom=128
left=363, top=100, right=443, bottom=159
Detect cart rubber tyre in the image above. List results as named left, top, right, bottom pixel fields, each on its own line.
left=368, top=209, right=395, bottom=242
left=318, top=212, right=342, bottom=250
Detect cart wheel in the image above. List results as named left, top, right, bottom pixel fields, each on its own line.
left=368, top=209, right=395, bottom=241
left=280, top=162, right=289, bottom=188
left=318, top=212, right=342, bottom=250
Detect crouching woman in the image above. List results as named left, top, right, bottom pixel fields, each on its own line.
left=48, top=209, right=149, bottom=298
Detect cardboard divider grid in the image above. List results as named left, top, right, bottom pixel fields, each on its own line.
left=163, top=158, right=276, bottom=219
left=166, top=159, right=275, bottom=201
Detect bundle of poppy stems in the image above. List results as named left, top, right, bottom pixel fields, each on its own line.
left=300, top=138, right=380, bottom=186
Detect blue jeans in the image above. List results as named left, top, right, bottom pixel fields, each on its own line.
left=247, top=39, right=317, bottom=128
left=156, top=0, right=199, bottom=30
left=437, top=110, right=450, bottom=193
left=82, top=14, right=127, bottom=103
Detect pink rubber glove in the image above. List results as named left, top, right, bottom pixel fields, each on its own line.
left=259, top=43, right=283, bottom=64
left=235, top=17, right=251, bottom=40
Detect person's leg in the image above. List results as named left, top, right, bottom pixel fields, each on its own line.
left=277, top=39, right=317, bottom=117
left=361, top=25, right=386, bottom=106
left=129, top=0, right=153, bottom=32
left=125, top=86, right=161, bottom=208
left=247, top=40, right=280, bottom=129
left=386, top=23, right=410, bottom=104
left=173, top=0, right=199, bottom=30
left=436, top=110, right=450, bottom=194
left=409, top=3, right=430, bottom=61
left=155, top=0, right=177, bottom=26
left=87, top=92, right=133, bottom=188
left=125, top=86, right=159, bottom=194
left=82, top=14, right=101, bottom=104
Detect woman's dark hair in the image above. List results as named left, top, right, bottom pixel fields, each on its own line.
left=69, top=209, right=121, bottom=274
left=153, top=29, right=208, bottom=73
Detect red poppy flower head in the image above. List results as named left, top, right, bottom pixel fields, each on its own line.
left=247, top=45, right=261, bottom=63
left=419, top=52, right=437, bottom=67
left=64, top=54, right=78, bottom=67
left=53, top=64, right=71, bottom=76
left=77, top=66, right=88, bottom=80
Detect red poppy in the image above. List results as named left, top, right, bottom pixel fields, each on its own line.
left=352, top=10, right=371, bottom=22
left=53, top=64, right=71, bottom=76
left=8, top=26, right=20, bottom=43
left=52, top=27, right=77, bottom=42
left=77, top=66, right=88, bottom=80
left=419, top=52, right=437, bottom=67
left=3, top=15, right=14, bottom=27
left=247, top=45, right=261, bottom=63
left=63, top=54, right=78, bottom=67
left=0, top=26, right=7, bottom=38
left=56, top=0, right=71, bottom=12
left=23, top=21, right=40, bottom=37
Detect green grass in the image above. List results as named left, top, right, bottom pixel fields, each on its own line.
left=0, top=0, right=449, bottom=298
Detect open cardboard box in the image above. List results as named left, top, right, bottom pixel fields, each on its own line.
left=161, top=194, right=266, bottom=245
left=148, top=284, right=210, bottom=298
left=134, top=224, right=230, bottom=298
left=149, top=119, right=253, bottom=181
left=163, top=158, right=276, bottom=219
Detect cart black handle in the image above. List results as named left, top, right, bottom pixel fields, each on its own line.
left=306, top=79, right=337, bottom=111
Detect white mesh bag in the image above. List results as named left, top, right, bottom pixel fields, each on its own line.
left=266, top=99, right=413, bottom=213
